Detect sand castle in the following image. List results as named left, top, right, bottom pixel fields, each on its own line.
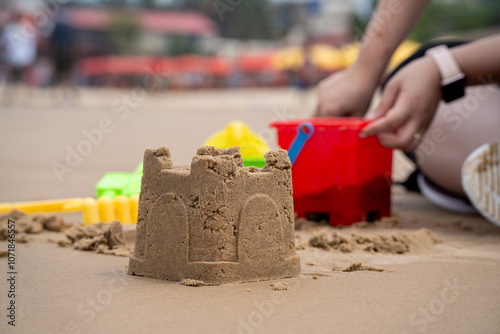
left=128, top=146, right=300, bottom=285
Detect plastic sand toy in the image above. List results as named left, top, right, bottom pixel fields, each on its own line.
left=95, top=163, right=143, bottom=199
left=204, top=121, right=271, bottom=168
left=271, top=118, right=393, bottom=226
left=0, top=195, right=139, bottom=226
left=0, top=163, right=144, bottom=225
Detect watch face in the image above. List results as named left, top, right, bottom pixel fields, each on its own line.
left=443, top=76, right=466, bottom=103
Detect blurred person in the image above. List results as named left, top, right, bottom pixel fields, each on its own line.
left=0, top=12, right=38, bottom=104
left=296, top=59, right=314, bottom=90
left=298, top=47, right=321, bottom=90
left=49, top=8, right=78, bottom=106
left=316, top=0, right=500, bottom=226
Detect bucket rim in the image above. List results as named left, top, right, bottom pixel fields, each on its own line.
left=270, top=117, right=369, bottom=129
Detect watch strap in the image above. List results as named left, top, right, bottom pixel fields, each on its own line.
left=426, top=45, right=464, bottom=84
left=426, top=44, right=466, bottom=102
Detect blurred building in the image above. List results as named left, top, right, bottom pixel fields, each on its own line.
left=0, top=0, right=359, bottom=89
left=270, top=0, right=355, bottom=46
left=66, top=8, right=216, bottom=56
left=0, top=1, right=216, bottom=57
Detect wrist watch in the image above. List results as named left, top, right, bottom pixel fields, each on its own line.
left=425, top=44, right=466, bottom=103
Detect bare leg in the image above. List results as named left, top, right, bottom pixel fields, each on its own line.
left=415, top=84, right=500, bottom=196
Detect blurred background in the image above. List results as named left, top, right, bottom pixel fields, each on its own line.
left=1, top=0, right=499, bottom=91
left=0, top=0, right=499, bottom=204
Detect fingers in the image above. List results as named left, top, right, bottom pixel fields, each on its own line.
left=377, top=120, right=422, bottom=152
left=360, top=99, right=410, bottom=138
left=366, top=82, right=399, bottom=121
left=315, top=69, right=374, bottom=118
left=315, top=102, right=338, bottom=117
left=313, top=103, right=321, bottom=117
left=316, top=83, right=335, bottom=117
left=358, top=57, right=442, bottom=149
left=360, top=82, right=403, bottom=137
left=316, top=100, right=351, bottom=117
left=317, top=88, right=345, bottom=117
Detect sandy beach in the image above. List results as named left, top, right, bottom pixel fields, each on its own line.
left=1, top=88, right=500, bottom=334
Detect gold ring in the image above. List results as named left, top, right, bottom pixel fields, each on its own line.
left=413, top=132, right=423, bottom=143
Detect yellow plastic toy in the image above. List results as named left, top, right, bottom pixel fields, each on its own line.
left=204, top=121, right=271, bottom=168
left=0, top=195, right=139, bottom=226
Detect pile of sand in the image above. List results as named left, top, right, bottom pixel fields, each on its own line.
left=271, top=282, right=290, bottom=290
left=352, top=216, right=404, bottom=229
left=180, top=279, right=206, bottom=287
left=340, top=262, right=387, bottom=272
left=58, top=221, right=133, bottom=257
left=0, top=209, right=66, bottom=242
left=295, top=217, right=330, bottom=231
left=295, top=216, right=404, bottom=231
left=308, top=228, right=440, bottom=254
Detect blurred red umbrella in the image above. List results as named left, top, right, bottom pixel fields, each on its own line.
left=78, top=57, right=107, bottom=76
left=176, top=55, right=209, bottom=74
left=140, top=11, right=215, bottom=36
left=68, top=8, right=110, bottom=30
left=238, top=52, right=276, bottom=73
left=206, top=56, right=232, bottom=76
left=156, top=58, right=178, bottom=75
left=105, top=56, right=156, bottom=75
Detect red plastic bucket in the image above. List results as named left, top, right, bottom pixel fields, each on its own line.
left=271, top=118, right=392, bottom=226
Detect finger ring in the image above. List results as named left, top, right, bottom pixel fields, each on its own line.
left=413, top=132, right=423, bottom=143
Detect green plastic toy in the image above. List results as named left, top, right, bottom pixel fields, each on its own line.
left=95, top=164, right=143, bottom=198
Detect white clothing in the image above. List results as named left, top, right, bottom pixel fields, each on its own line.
left=2, top=22, right=37, bottom=68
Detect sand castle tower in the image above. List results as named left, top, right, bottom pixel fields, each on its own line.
left=128, top=146, right=300, bottom=284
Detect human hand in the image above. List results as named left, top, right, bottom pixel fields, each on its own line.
left=315, top=67, right=378, bottom=117
left=359, top=57, right=442, bottom=152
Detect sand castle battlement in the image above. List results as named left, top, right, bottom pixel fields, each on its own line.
left=128, top=146, right=300, bottom=284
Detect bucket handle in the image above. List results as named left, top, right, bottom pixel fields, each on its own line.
left=287, top=122, right=314, bottom=165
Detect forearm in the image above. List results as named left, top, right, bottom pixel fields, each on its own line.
left=355, top=0, right=432, bottom=86
left=450, top=34, right=500, bottom=85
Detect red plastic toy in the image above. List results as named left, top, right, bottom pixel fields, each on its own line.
left=271, top=118, right=393, bottom=226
